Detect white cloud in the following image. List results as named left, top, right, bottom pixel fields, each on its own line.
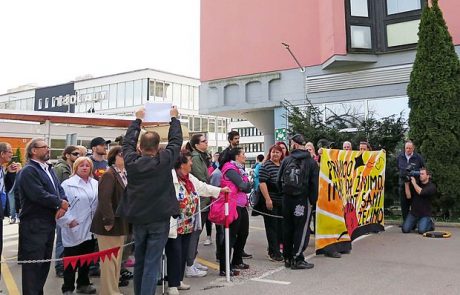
left=0, top=0, right=200, bottom=93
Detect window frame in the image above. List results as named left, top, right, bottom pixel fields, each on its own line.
left=345, top=0, right=426, bottom=53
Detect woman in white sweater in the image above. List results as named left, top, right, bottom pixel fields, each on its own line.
left=57, top=157, right=98, bottom=295
left=165, top=150, right=230, bottom=295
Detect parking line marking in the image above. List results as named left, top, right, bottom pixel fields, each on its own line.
left=249, top=226, right=265, bottom=231
left=252, top=278, right=291, bottom=285
left=196, top=257, right=219, bottom=271
left=1, top=255, right=20, bottom=295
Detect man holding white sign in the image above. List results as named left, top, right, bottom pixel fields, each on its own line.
left=117, top=105, right=182, bottom=295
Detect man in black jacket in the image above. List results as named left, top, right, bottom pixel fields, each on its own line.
left=118, top=106, right=182, bottom=295
left=397, top=140, right=425, bottom=222
left=16, top=138, right=69, bottom=295
left=277, top=134, right=318, bottom=270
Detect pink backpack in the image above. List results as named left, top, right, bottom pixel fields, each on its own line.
left=208, top=192, right=238, bottom=225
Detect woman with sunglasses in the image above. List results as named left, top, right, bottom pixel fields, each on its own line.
left=184, top=134, right=212, bottom=277
left=91, top=146, right=129, bottom=295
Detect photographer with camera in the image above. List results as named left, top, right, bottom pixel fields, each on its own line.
left=401, top=168, right=436, bottom=234
left=397, top=140, right=425, bottom=223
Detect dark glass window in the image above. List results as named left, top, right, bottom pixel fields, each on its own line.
left=345, top=0, right=425, bottom=53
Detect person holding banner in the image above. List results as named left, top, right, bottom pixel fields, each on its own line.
left=277, top=134, right=318, bottom=270
left=342, top=141, right=352, bottom=151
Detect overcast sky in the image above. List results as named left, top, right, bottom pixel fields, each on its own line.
left=0, top=0, right=200, bottom=94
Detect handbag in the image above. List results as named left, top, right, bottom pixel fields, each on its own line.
left=208, top=192, right=238, bottom=225
left=250, top=189, right=267, bottom=216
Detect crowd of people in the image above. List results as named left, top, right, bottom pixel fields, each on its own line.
left=0, top=106, right=437, bottom=295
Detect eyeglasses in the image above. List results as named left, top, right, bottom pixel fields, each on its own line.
left=71, top=152, right=80, bottom=156
left=34, top=145, right=49, bottom=149
left=200, top=140, right=208, bottom=143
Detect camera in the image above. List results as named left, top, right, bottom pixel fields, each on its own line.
left=403, top=163, right=420, bottom=182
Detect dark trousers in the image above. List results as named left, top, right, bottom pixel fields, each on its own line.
left=19, top=220, right=56, bottom=295
left=186, top=210, right=209, bottom=266
left=399, top=184, right=413, bottom=222
left=215, top=225, right=224, bottom=259
left=62, top=239, right=96, bottom=292
left=165, top=233, right=192, bottom=287
left=263, top=201, right=283, bottom=257
left=205, top=218, right=213, bottom=236
left=219, top=206, right=249, bottom=271
left=283, top=196, right=312, bottom=261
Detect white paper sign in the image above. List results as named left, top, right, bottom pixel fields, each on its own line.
left=144, top=102, right=172, bottom=123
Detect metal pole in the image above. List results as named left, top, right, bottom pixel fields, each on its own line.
left=162, top=249, right=165, bottom=295
left=224, top=192, right=231, bottom=282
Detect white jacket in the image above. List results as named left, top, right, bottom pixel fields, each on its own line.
left=169, top=170, right=221, bottom=238
left=57, top=175, right=98, bottom=247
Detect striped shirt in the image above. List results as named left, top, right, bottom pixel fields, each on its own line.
left=258, top=160, right=283, bottom=202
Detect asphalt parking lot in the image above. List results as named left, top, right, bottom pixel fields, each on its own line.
left=1, top=217, right=459, bottom=295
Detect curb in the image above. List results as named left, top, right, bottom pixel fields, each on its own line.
left=385, top=219, right=460, bottom=228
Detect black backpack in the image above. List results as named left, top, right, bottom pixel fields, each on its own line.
left=282, top=157, right=308, bottom=196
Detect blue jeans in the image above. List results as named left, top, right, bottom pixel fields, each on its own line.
left=8, top=191, right=17, bottom=219
left=402, top=213, right=434, bottom=234
left=133, top=221, right=169, bottom=295
left=55, top=226, right=64, bottom=272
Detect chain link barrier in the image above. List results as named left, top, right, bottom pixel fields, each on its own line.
left=0, top=194, right=224, bottom=265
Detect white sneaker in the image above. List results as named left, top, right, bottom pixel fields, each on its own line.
left=185, top=265, right=207, bottom=277
left=193, top=261, right=208, bottom=271
left=167, top=287, right=179, bottom=295
left=178, top=281, right=190, bottom=290
left=204, top=236, right=212, bottom=246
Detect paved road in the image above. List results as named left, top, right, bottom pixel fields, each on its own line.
left=1, top=216, right=459, bottom=295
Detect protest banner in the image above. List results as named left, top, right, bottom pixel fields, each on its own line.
left=315, top=149, right=386, bottom=254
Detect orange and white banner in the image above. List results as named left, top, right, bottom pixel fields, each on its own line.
left=315, top=149, right=386, bottom=253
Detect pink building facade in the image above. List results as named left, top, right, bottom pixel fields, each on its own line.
left=200, top=0, right=460, bottom=146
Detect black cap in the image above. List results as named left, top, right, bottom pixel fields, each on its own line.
left=90, top=137, right=111, bottom=148
left=290, top=134, right=305, bottom=145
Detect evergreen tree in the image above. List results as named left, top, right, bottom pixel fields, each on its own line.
left=14, top=147, right=23, bottom=164
left=407, top=0, right=460, bottom=215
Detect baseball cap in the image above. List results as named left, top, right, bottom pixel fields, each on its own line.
left=290, top=134, right=306, bottom=145
left=90, top=137, right=111, bottom=148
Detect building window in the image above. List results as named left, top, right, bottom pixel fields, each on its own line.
left=346, top=0, right=425, bottom=53
left=386, top=0, right=421, bottom=15
left=350, top=25, right=372, bottom=49
left=38, top=98, right=43, bottom=109
left=350, top=0, right=369, bottom=17
left=44, top=97, right=49, bottom=109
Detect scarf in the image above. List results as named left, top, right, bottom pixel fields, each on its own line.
left=177, top=170, right=196, bottom=194
left=231, top=160, right=248, bottom=178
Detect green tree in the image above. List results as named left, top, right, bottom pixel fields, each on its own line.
left=14, top=147, right=23, bottom=164
left=407, top=0, right=460, bottom=216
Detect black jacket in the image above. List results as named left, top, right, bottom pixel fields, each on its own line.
left=397, top=151, right=425, bottom=185
left=118, top=117, right=182, bottom=225
left=277, top=149, right=319, bottom=204
left=16, top=160, right=66, bottom=223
